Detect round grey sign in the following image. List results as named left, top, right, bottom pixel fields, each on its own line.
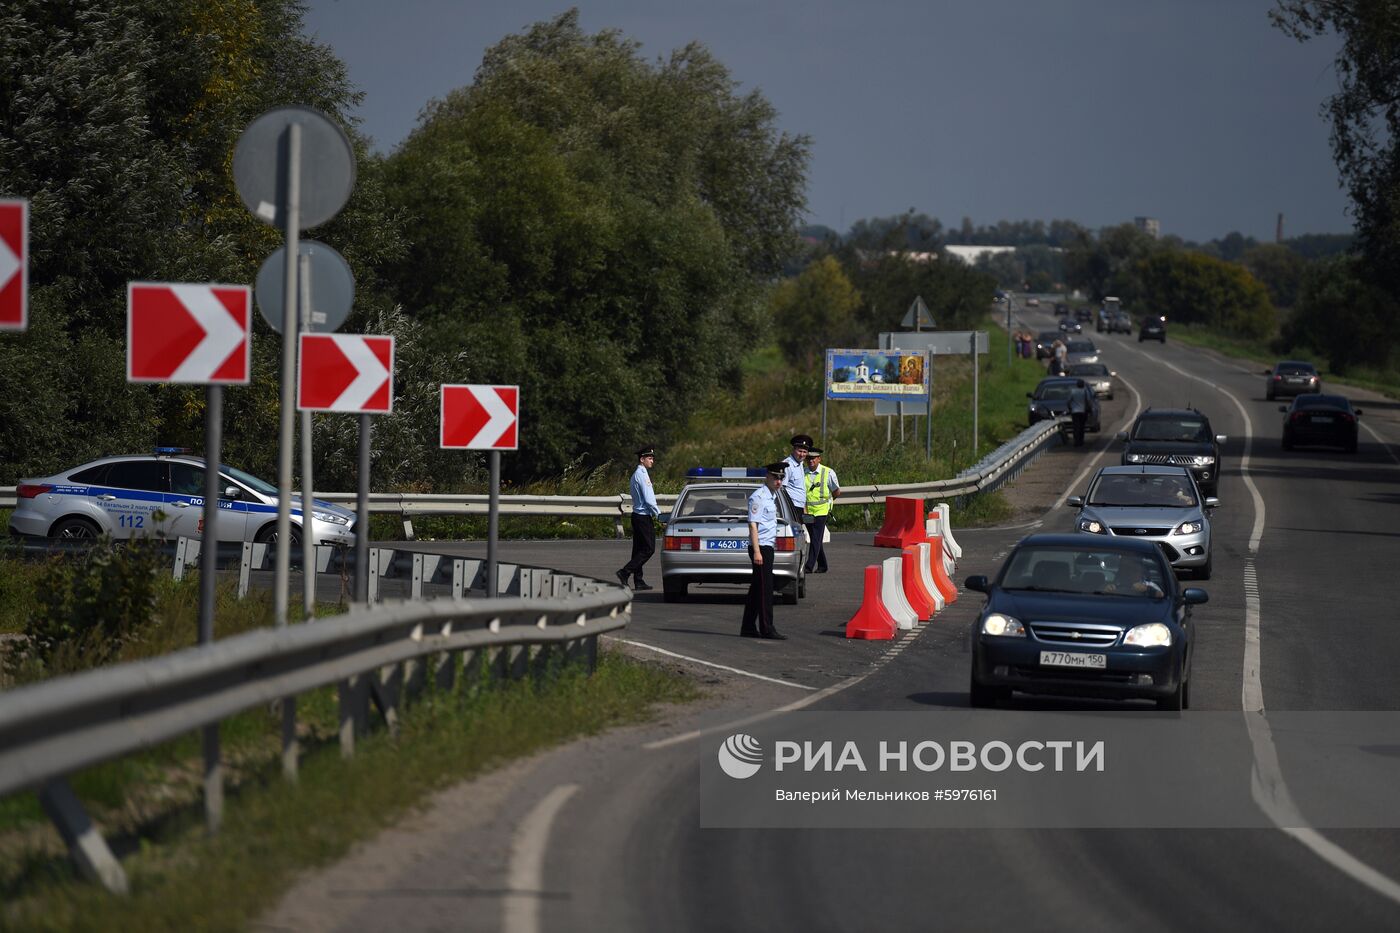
left=233, top=105, right=356, bottom=230
left=255, top=241, right=355, bottom=334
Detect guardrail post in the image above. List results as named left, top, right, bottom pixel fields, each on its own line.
left=172, top=536, right=190, bottom=581
left=239, top=542, right=253, bottom=598
left=585, top=634, right=599, bottom=673
left=368, top=547, right=382, bottom=603
left=39, top=780, right=128, bottom=895
left=338, top=674, right=368, bottom=758
left=370, top=664, right=403, bottom=739
left=401, top=514, right=415, bottom=541
left=411, top=552, right=425, bottom=600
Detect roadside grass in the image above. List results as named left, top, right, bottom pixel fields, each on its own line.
left=1168, top=325, right=1400, bottom=399
left=0, top=649, right=697, bottom=932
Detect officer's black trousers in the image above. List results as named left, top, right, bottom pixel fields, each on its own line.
left=740, top=545, right=776, bottom=636
left=621, top=514, right=655, bottom=581
left=804, top=515, right=829, bottom=572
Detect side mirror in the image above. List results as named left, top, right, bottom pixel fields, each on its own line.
left=1066, top=496, right=1083, bottom=507
left=1278, top=405, right=1288, bottom=412
left=1204, top=497, right=1219, bottom=509
left=222, top=485, right=242, bottom=500
left=1115, top=431, right=1128, bottom=442
left=1215, top=435, right=1228, bottom=444
left=1182, top=587, right=1209, bottom=605
left=964, top=575, right=989, bottom=593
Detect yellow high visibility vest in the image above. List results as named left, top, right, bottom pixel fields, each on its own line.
left=805, top=465, right=835, bottom=516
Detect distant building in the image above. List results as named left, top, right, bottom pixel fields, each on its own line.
left=1134, top=217, right=1161, bottom=239
left=942, top=245, right=1018, bottom=265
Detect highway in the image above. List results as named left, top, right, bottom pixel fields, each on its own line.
left=263, top=320, right=1400, bottom=932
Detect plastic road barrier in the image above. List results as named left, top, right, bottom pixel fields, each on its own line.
left=880, top=555, right=918, bottom=631
left=926, top=535, right=958, bottom=603
left=875, top=497, right=926, bottom=549
left=900, top=549, right=936, bottom=620
left=846, top=565, right=898, bottom=640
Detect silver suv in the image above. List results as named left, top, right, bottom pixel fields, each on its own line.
left=1066, top=465, right=1216, bottom=579
left=9, top=450, right=356, bottom=546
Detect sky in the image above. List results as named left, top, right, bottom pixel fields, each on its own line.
left=302, top=0, right=1352, bottom=244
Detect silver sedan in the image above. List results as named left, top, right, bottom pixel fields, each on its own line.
left=1067, top=363, right=1117, bottom=399
left=1066, top=465, right=1215, bottom=579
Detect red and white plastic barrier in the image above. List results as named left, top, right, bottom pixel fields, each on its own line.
left=879, top=555, right=918, bottom=631
left=844, top=496, right=966, bottom=639
left=933, top=502, right=962, bottom=561
left=874, top=496, right=926, bottom=549
left=845, top=565, right=898, bottom=639
left=913, top=542, right=945, bottom=613
left=926, top=535, right=958, bottom=603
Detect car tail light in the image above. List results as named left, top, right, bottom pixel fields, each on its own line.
left=1340, top=412, right=1355, bottom=423
left=1273, top=375, right=1283, bottom=381
left=1290, top=412, right=1306, bottom=423
left=775, top=537, right=796, bottom=552
left=664, top=536, right=699, bottom=551
left=17, top=483, right=53, bottom=498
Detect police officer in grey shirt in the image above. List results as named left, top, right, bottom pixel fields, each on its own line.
left=740, top=462, right=787, bottom=639
left=781, top=434, right=811, bottom=537
left=617, top=446, right=660, bottom=590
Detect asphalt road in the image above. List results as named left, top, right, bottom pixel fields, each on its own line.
left=264, top=317, right=1400, bottom=933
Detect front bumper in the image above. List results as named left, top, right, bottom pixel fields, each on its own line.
left=973, top=639, right=1182, bottom=701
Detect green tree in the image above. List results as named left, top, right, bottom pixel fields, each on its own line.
left=843, top=251, right=995, bottom=335
left=1282, top=256, right=1396, bottom=373
left=1132, top=251, right=1276, bottom=339
left=1241, top=243, right=1307, bottom=309
left=771, top=256, right=863, bottom=368
left=383, top=11, right=809, bottom=477
left=1064, top=224, right=1163, bottom=302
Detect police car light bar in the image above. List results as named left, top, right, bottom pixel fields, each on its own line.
left=687, top=467, right=768, bottom=478
left=153, top=447, right=193, bottom=455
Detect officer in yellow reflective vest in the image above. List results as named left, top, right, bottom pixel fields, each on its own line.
left=802, top=447, right=840, bottom=573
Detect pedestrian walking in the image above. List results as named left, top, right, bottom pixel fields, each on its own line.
left=802, top=448, right=840, bottom=573
left=617, top=446, right=660, bottom=590
left=1068, top=379, right=1093, bottom=447
left=740, top=462, right=788, bottom=640
left=1051, top=338, right=1068, bottom=376
left=781, top=434, right=811, bottom=536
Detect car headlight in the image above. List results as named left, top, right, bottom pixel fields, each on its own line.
left=1189, top=455, right=1216, bottom=467
left=1125, top=453, right=1146, bottom=463
left=1124, top=623, right=1173, bottom=647
left=981, top=613, right=1026, bottom=637
left=313, top=510, right=350, bottom=526
left=1173, top=519, right=1203, bottom=535
left=1078, top=517, right=1107, bottom=534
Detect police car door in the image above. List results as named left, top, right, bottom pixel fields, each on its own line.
left=167, top=461, right=249, bottom=542
left=98, top=460, right=171, bottom=538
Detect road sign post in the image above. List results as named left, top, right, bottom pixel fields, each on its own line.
left=441, top=385, right=520, bottom=597
left=127, top=280, right=250, bottom=832
left=0, top=199, right=28, bottom=331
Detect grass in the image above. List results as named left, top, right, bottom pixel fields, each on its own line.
left=0, top=649, right=698, bottom=932
left=1167, top=324, right=1400, bottom=399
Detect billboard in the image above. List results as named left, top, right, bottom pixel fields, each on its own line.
left=825, top=348, right=930, bottom=402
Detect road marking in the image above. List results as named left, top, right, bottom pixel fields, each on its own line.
left=502, top=783, right=579, bottom=933
left=1050, top=371, right=1145, bottom=510
left=610, top=637, right=817, bottom=691
left=1361, top=420, right=1400, bottom=465
left=1122, top=341, right=1400, bottom=907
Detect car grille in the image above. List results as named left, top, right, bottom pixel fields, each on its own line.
left=1028, top=621, right=1122, bottom=646
left=1132, top=454, right=1201, bottom=467
left=1012, top=666, right=1138, bottom=684
left=1109, top=525, right=1170, bottom=537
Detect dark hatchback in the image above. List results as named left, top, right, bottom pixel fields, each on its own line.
left=1281, top=394, right=1362, bottom=452
left=1138, top=315, right=1166, bottom=342
left=1027, top=377, right=1101, bottom=433
left=1034, top=330, right=1061, bottom=359
left=1119, top=408, right=1226, bottom=496
left=966, top=535, right=1208, bottom=710
left=1265, top=360, right=1321, bottom=400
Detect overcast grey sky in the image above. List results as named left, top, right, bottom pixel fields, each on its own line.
left=303, top=0, right=1350, bottom=243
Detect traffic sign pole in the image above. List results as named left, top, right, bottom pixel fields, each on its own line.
left=299, top=253, right=315, bottom=620
left=274, top=121, right=301, bottom=782
left=356, top=414, right=371, bottom=603
left=488, top=452, right=500, bottom=598
left=200, top=384, right=224, bottom=831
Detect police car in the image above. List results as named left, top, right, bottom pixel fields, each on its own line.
left=659, top=468, right=808, bottom=604
left=9, top=449, right=357, bottom=546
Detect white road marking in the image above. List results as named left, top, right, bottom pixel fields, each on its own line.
left=610, top=637, right=817, bottom=691
left=1361, top=420, right=1400, bottom=465
left=1120, top=340, right=1400, bottom=907
left=502, top=783, right=579, bottom=933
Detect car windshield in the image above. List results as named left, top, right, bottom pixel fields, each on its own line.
left=674, top=487, right=753, bottom=521
left=1088, top=474, right=1198, bottom=508
left=1001, top=546, right=1168, bottom=598
left=221, top=463, right=278, bottom=496
left=1037, top=383, right=1075, bottom=400
left=1132, top=417, right=1209, bottom=442
left=1069, top=364, right=1109, bottom=376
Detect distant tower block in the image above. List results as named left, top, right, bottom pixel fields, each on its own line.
left=1134, top=216, right=1161, bottom=239
left=1277, top=212, right=1285, bottom=243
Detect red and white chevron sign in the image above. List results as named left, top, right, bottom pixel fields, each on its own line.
left=441, top=384, right=519, bottom=450
left=127, top=282, right=251, bottom=384
left=0, top=199, right=27, bottom=331
left=298, top=333, right=394, bottom=413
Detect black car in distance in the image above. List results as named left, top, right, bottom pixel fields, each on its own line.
left=966, top=534, right=1208, bottom=710
left=1280, top=394, right=1362, bottom=452
left=1138, top=315, right=1166, bottom=342
left=1027, top=377, right=1101, bottom=434
left=1265, top=360, right=1321, bottom=400
left=1119, top=408, right=1226, bottom=496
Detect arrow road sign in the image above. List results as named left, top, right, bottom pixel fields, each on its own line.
left=441, top=384, right=519, bottom=450
left=127, top=283, right=251, bottom=384
left=298, top=333, right=393, bottom=413
left=0, top=199, right=27, bottom=331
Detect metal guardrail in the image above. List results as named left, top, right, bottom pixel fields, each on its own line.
left=0, top=421, right=1063, bottom=534
left=0, top=562, right=628, bottom=893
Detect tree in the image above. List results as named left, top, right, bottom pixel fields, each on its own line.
left=1282, top=256, right=1396, bottom=373
left=1132, top=252, right=1276, bottom=339
left=843, top=251, right=994, bottom=335
left=1064, top=224, right=1163, bottom=301
left=771, top=257, right=862, bottom=368
left=1241, top=243, right=1306, bottom=308
left=383, top=11, right=809, bottom=478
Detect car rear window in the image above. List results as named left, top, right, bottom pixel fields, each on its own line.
left=1067, top=341, right=1095, bottom=352
left=104, top=461, right=169, bottom=492
left=1294, top=395, right=1345, bottom=410
left=1277, top=363, right=1316, bottom=375
left=1069, top=364, right=1109, bottom=375
left=1132, top=418, right=1209, bottom=442
left=674, top=488, right=753, bottom=519
left=1037, top=384, right=1075, bottom=400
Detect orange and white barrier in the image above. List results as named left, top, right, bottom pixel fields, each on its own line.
left=900, top=548, right=936, bottom=620
left=926, top=535, right=958, bottom=603
left=875, top=496, right=926, bottom=549
left=925, top=515, right=956, bottom=575
left=913, top=542, right=945, bottom=613
left=845, top=565, right=897, bottom=639
left=933, top=502, right=962, bottom=561
left=879, top=555, right=918, bottom=630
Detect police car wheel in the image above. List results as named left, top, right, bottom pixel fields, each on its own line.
left=52, top=517, right=101, bottom=539
left=254, top=522, right=302, bottom=546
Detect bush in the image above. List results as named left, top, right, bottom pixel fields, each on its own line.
left=25, top=538, right=164, bottom=669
